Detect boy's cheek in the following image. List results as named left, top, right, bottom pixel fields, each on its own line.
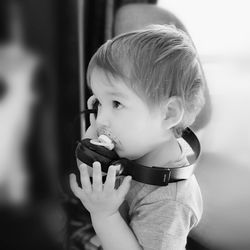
left=115, top=138, right=148, bottom=160
left=115, top=148, right=139, bottom=160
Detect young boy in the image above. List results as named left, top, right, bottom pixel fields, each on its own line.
left=70, top=25, right=205, bottom=250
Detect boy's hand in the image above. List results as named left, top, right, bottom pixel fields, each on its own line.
left=70, top=162, right=132, bottom=219
left=84, top=95, right=98, bottom=139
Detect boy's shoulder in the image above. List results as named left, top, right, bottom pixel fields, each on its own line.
left=118, top=176, right=202, bottom=249
left=125, top=174, right=203, bottom=222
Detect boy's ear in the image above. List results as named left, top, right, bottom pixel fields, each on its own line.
left=161, top=97, right=184, bottom=130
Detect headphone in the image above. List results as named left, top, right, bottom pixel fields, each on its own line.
left=75, top=108, right=201, bottom=186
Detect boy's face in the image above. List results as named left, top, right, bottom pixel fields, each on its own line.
left=90, top=67, right=167, bottom=160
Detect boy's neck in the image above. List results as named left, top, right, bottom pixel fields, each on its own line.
left=135, top=136, right=182, bottom=168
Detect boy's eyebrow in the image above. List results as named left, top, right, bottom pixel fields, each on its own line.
left=106, top=91, right=128, bottom=99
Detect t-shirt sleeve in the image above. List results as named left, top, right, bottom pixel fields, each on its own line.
left=129, top=199, right=198, bottom=250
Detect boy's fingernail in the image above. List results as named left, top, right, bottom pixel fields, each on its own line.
left=93, top=161, right=101, bottom=166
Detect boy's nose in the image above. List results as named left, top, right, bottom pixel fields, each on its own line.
left=96, top=108, right=110, bottom=127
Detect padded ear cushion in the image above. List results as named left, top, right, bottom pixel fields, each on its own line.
left=75, top=139, right=119, bottom=171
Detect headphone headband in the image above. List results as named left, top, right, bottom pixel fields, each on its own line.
left=75, top=127, right=201, bottom=186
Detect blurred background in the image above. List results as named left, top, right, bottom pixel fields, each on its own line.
left=0, top=0, right=249, bottom=249
left=157, top=1, right=250, bottom=249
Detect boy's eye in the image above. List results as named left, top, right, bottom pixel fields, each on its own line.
left=112, top=100, right=123, bottom=109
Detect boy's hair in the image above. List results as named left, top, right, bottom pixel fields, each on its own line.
left=87, top=24, right=205, bottom=137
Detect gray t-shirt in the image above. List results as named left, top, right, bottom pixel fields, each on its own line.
left=118, top=159, right=203, bottom=250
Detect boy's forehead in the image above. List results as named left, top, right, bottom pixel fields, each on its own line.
left=90, top=66, right=131, bottom=86
left=90, top=68, right=130, bottom=98
left=90, top=67, right=113, bottom=86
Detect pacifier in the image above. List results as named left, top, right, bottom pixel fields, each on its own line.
left=90, top=135, right=115, bottom=150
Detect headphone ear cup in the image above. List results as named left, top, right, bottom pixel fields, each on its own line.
left=75, top=139, right=119, bottom=172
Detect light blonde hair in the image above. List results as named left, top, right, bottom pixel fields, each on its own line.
left=87, top=24, right=205, bottom=137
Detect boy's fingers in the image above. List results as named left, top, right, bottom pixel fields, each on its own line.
left=87, top=95, right=96, bottom=109
left=79, top=163, right=92, bottom=193
left=84, top=242, right=100, bottom=250
left=87, top=95, right=97, bottom=125
left=89, top=111, right=96, bottom=126
left=117, top=176, right=132, bottom=199
left=92, top=162, right=103, bottom=192
left=69, top=174, right=82, bottom=198
left=103, top=165, right=117, bottom=193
